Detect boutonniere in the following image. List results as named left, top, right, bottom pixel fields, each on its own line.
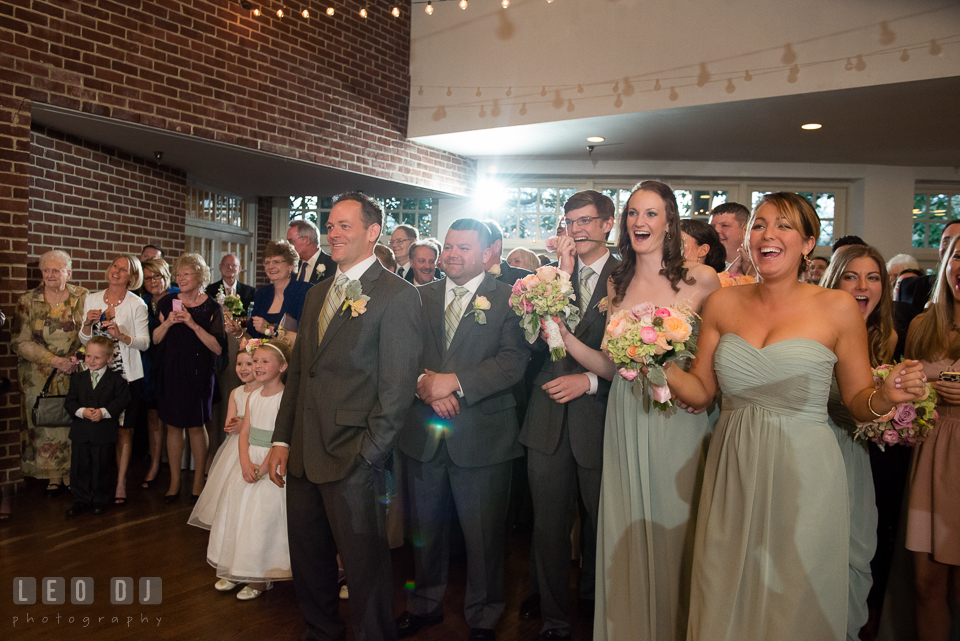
left=316, top=263, right=326, bottom=277
left=340, top=280, right=371, bottom=318
left=597, top=296, right=608, bottom=313
left=488, top=264, right=502, bottom=277
left=471, top=296, right=491, bottom=325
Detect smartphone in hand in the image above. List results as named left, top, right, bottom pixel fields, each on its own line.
left=172, top=299, right=183, bottom=312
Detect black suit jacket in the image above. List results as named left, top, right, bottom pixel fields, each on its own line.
left=206, top=280, right=256, bottom=313
left=896, top=273, right=934, bottom=319
left=399, top=274, right=529, bottom=468
left=404, top=266, right=444, bottom=284
left=519, top=255, right=619, bottom=470
left=64, top=369, right=131, bottom=445
left=494, top=260, right=531, bottom=288
left=274, top=259, right=422, bottom=483
left=301, top=251, right=336, bottom=285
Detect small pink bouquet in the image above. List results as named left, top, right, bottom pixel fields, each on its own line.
left=854, top=362, right=938, bottom=449
left=509, top=265, right=582, bottom=361
left=602, top=302, right=698, bottom=411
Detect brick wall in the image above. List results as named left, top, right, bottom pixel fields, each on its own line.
left=2, top=0, right=476, bottom=488
left=29, top=124, right=187, bottom=290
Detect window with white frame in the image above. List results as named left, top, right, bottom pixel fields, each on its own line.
left=286, top=196, right=435, bottom=238
left=912, top=188, right=960, bottom=249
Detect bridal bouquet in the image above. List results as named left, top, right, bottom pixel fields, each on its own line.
left=854, top=362, right=938, bottom=449
left=509, top=265, right=582, bottom=361
left=602, top=302, right=698, bottom=411
left=216, top=285, right=245, bottom=319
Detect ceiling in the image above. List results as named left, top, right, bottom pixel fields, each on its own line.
left=409, top=76, right=960, bottom=168
left=31, top=103, right=458, bottom=201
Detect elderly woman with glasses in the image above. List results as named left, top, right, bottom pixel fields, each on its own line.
left=11, top=250, right=88, bottom=499
left=153, top=253, right=226, bottom=504
left=231, top=240, right=312, bottom=343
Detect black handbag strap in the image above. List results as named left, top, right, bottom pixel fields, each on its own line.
left=39, top=370, right=61, bottom=397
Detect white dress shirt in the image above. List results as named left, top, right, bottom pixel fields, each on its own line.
left=397, top=261, right=411, bottom=279
left=75, top=366, right=112, bottom=419
left=300, top=248, right=324, bottom=282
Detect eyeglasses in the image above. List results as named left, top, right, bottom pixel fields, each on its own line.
left=563, top=215, right=603, bottom=228
left=143, top=274, right=164, bottom=282
left=389, top=238, right=412, bottom=248
left=263, top=258, right=289, bottom=267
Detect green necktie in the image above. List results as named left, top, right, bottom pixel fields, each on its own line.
left=444, top=286, right=469, bottom=349
left=579, top=265, right=595, bottom=313
left=318, top=274, right=349, bottom=344
left=91, top=371, right=99, bottom=389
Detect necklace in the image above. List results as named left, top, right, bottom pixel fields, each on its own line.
left=104, top=291, right=126, bottom=308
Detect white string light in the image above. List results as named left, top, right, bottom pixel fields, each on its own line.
left=425, top=0, right=433, bottom=13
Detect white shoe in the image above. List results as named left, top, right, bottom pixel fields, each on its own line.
left=339, top=584, right=349, bottom=600
left=214, top=579, right=238, bottom=591
left=237, top=582, right=273, bottom=600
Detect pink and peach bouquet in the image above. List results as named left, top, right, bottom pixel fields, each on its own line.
left=602, top=302, right=698, bottom=411
left=854, top=362, right=938, bottom=449
left=509, top=265, right=582, bottom=361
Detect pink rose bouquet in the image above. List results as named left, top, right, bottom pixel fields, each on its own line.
left=509, top=265, right=582, bottom=360
left=854, top=360, right=937, bottom=449
left=602, top=302, right=698, bottom=412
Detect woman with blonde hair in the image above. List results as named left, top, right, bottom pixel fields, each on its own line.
left=903, top=233, right=960, bottom=640
left=78, top=255, right=149, bottom=506
left=153, top=253, right=226, bottom=503
left=819, top=244, right=896, bottom=639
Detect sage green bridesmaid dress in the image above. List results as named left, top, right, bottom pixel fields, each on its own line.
left=686, top=335, right=849, bottom=641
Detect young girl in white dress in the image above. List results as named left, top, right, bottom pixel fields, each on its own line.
left=192, top=339, right=293, bottom=600
left=189, top=343, right=261, bottom=528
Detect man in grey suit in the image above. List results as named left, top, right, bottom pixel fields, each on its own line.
left=519, top=190, right=619, bottom=641
left=268, top=192, right=422, bottom=641
left=395, top=218, right=530, bottom=641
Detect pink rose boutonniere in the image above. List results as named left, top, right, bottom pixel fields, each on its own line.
left=472, top=296, right=491, bottom=325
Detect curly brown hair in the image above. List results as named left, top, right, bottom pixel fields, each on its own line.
left=609, top=181, right=693, bottom=306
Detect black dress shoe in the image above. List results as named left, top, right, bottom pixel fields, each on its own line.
left=44, top=483, right=62, bottom=499
left=468, top=628, right=496, bottom=641
left=395, top=610, right=443, bottom=638
left=519, top=593, right=541, bottom=619
left=66, top=503, right=90, bottom=517
left=533, top=630, right=571, bottom=641
left=92, top=505, right=106, bottom=515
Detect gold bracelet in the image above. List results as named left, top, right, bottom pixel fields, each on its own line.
left=867, top=389, right=885, bottom=418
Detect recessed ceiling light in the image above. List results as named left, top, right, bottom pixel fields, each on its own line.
left=801, top=123, right=822, bottom=130
left=586, top=136, right=605, bottom=143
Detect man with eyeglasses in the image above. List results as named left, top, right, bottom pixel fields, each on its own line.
left=518, top=190, right=619, bottom=641
left=288, top=218, right=336, bottom=284
left=390, top=224, right=419, bottom=279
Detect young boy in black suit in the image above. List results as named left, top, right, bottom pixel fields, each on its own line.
left=64, top=336, right=130, bottom=516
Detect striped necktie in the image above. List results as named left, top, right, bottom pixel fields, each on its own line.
left=317, top=274, right=348, bottom=345
left=579, top=265, right=595, bottom=313
left=444, top=286, right=469, bottom=349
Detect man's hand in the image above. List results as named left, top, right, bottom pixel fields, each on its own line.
left=555, top=235, right=577, bottom=275
left=430, top=394, right=461, bottom=419
left=542, top=374, right=590, bottom=404
left=418, top=370, right=460, bottom=404
left=267, top=446, right=289, bottom=488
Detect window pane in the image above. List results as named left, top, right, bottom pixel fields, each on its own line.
left=418, top=213, right=432, bottom=237
left=952, top=195, right=960, bottom=216
left=930, top=222, right=946, bottom=246
left=418, top=199, right=433, bottom=210
left=519, top=214, right=537, bottom=239
left=619, top=189, right=632, bottom=207
left=499, top=214, right=517, bottom=239
left=914, top=194, right=927, bottom=216
left=711, top=191, right=728, bottom=209
left=931, top=194, right=949, bottom=218
left=816, top=193, right=835, bottom=218
left=541, top=188, right=558, bottom=213
left=402, top=198, right=417, bottom=210
left=320, top=197, right=334, bottom=209
left=752, top=191, right=771, bottom=209
left=912, top=222, right=925, bottom=248
left=691, top=191, right=712, bottom=217
left=318, top=210, right=328, bottom=231
left=676, top=190, right=692, bottom=217
left=290, top=196, right=304, bottom=210
left=402, top=213, right=416, bottom=226
left=818, top=219, right=834, bottom=246
left=502, top=188, right=520, bottom=211
left=601, top=189, right=617, bottom=203
left=519, top=188, right=538, bottom=212
left=560, top=189, right=579, bottom=207
left=539, top=214, right=557, bottom=239
left=384, top=213, right=399, bottom=233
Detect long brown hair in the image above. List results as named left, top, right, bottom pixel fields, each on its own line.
left=907, top=234, right=960, bottom=362
left=819, top=244, right=893, bottom=366
left=610, top=181, right=692, bottom=306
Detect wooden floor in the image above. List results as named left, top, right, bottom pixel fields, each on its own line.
left=2, top=462, right=594, bottom=641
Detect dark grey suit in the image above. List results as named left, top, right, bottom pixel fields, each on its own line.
left=205, top=279, right=255, bottom=313
left=519, top=254, right=619, bottom=635
left=399, top=273, right=529, bottom=630
left=274, top=258, right=422, bottom=641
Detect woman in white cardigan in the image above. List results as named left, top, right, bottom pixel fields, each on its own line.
left=79, top=255, right=149, bottom=506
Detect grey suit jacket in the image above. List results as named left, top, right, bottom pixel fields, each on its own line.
left=398, top=273, right=529, bottom=468
left=274, top=259, right=422, bottom=484
left=518, top=255, right=620, bottom=470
